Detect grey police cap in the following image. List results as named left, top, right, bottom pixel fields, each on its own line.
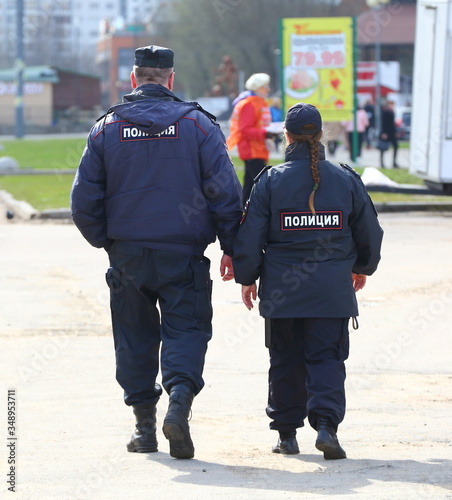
left=134, top=45, right=174, bottom=68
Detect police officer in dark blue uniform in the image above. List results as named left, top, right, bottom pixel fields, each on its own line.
left=233, top=103, right=383, bottom=460
left=71, top=45, right=243, bottom=459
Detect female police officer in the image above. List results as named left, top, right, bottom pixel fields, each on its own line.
left=233, top=103, right=383, bottom=460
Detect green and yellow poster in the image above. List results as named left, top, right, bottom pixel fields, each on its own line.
left=280, top=17, right=355, bottom=122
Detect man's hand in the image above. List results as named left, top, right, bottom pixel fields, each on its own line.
left=352, top=273, right=367, bottom=292
left=241, top=283, right=257, bottom=310
left=220, top=254, right=234, bottom=281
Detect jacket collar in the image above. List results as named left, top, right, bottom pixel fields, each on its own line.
left=123, top=84, right=182, bottom=103
left=284, top=142, right=326, bottom=162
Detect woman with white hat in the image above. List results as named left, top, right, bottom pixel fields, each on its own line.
left=227, top=73, right=274, bottom=203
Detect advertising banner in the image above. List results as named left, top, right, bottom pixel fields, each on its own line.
left=280, top=17, right=355, bottom=122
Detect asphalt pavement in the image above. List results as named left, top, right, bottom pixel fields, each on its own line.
left=0, top=210, right=451, bottom=499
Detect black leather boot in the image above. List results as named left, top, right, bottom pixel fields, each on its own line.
left=162, top=385, right=195, bottom=459
left=127, top=405, right=158, bottom=453
left=272, top=430, right=299, bottom=455
left=315, top=417, right=346, bottom=460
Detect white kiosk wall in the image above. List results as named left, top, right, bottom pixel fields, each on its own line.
left=410, top=0, right=452, bottom=191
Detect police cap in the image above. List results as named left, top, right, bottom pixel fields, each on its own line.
left=285, top=102, right=322, bottom=135
left=134, top=45, right=174, bottom=68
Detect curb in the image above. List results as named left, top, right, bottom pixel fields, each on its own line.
left=0, top=169, right=75, bottom=176
left=2, top=190, right=452, bottom=222
left=0, top=190, right=70, bottom=221
left=374, top=201, right=452, bottom=213
left=365, top=184, right=441, bottom=195
left=0, top=190, right=38, bottom=219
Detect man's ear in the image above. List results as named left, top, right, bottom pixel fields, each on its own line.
left=130, top=71, right=138, bottom=89
left=167, top=72, right=175, bottom=91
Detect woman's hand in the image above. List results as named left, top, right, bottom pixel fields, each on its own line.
left=241, top=283, right=257, bottom=310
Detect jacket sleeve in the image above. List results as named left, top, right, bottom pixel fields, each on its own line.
left=349, top=182, right=383, bottom=275
left=70, top=127, right=113, bottom=250
left=199, top=123, right=243, bottom=256
left=232, top=175, right=271, bottom=285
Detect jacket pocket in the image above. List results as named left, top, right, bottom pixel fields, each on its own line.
left=191, top=256, right=213, bottom=322
left=105, top=266, right=129, bottom=310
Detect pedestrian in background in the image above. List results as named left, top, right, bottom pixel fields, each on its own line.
left=363, top=100, right=375, bottom=149
left=341, top=107, right=369, bottom=163
left=323, top=121, right=344, bottom=158
left=71, top=45, right=242, bottom=459
left=233, top=103, right=383, bottom=460
left=269, top=96, right=283, bottom=153
left=379, top=100, right=399, bottom=168
left=227, top=73, right=275, bottom=204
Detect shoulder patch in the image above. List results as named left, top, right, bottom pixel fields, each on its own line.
left=253, top=165, right=272, bottom=183
left=339, top=162, right=361, bottom=179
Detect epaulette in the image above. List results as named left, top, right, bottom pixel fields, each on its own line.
left=185, top=101, right=217, bottom=123
left=96, top=112, right=108, bottom=123
left=95, top=106, right=115, bottom=123
left=339, top=162, right=362, bottom=180
left=196, top=103, right=217, bottom=122
left=253, top=165, right=272, bottom=183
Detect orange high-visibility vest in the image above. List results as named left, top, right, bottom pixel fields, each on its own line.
left=227, top=95, right=271, bottom=161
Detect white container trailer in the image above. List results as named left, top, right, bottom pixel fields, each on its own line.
left=410, top=0, right=452, bottom=193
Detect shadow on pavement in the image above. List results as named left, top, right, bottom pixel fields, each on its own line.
left=144, top=453, right=452, bottom=496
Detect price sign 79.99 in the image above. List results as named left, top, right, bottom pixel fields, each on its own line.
left=291, top=33, right=346, bottom=69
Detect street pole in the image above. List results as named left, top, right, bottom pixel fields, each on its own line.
left=352, top=16, right=358, bottom=163
left=374, top=8, right=382, bottom=146
left=366, top=0, right=390, bottom=145
left=15, top=0, right=25, bottom=139
left=273, top=48, right=281, bottom=98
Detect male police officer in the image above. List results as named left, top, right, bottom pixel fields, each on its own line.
left=71, top=45, right=242, bottom=459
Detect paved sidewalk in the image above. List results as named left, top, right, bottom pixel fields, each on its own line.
left=0, top=212, right=451, bottom=499
left=269, top=143, right=410, bottom=170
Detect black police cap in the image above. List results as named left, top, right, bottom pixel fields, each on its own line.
left=134, top=45, right=174, bottom=68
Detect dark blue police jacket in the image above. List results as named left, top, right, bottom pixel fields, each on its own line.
left=233, top=143, right=383, bottom=318
left=71, top=84, right=243, bottom=255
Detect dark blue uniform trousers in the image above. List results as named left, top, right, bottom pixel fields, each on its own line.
left=266, top=317, right=349, bottom=432
left=106, top=242, right=212, bottom=407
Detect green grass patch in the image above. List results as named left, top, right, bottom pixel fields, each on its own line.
left=353, top=166, right=423, bottom=185
left=0, top=137, right=86, bottom=169
left=0, top=141, right=442, bottom=211
left=0, top=174, right=75, bottom=210
left=232, top=156, right=423, bottom=186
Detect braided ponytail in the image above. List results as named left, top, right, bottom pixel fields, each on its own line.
left=308, top=138, right=320, bottom=215
left=285, top=130, right=322, bottom=215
